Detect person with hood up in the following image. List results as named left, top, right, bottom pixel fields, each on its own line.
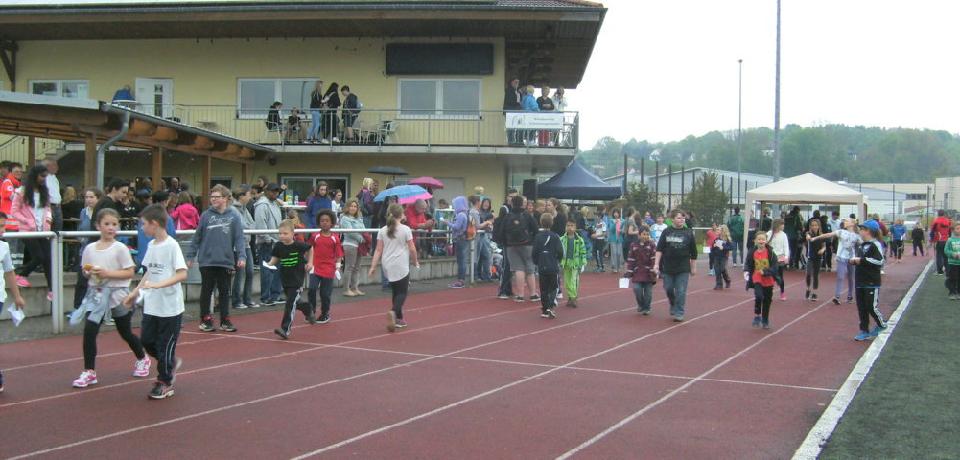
left=447, top=196, right=471, bottom=289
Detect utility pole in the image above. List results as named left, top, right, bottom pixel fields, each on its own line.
left=772, top=0, right=782, bottom=181
left=737, top=58, right=743, bottom=194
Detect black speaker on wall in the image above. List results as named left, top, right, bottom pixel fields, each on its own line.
left=522, top=179, right=538, bottom=201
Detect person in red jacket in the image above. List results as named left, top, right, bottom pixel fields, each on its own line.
left=0, top=163, right=23, bottom=232
left=624, top=225, right=657, bottom=315
left=930, top=210, right=952, bottom=275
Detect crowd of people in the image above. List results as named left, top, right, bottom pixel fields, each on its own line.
left=503, top=77, right=569, bottom=147
left=0, top=167, right=937, bottom=397
left=266, top=81, right=361, bottom=145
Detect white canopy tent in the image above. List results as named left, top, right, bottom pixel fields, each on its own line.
left=742, top=173, right=867, bottom=256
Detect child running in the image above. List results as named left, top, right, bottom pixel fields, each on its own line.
left=271, top=219, right=314, bottom=339
left=766, top=219, right=790, bottom=301
left=850, top=220, right=887, bottom=341
left=712, top=225, right=732, bottom=290
left=368, top=204, right=419, bottom=332
left=624, top=225, right=657, bottom=315
left=890, top=219, right=906, bottom=263
left=911, top=223, right=926, bottom=257
left=745, top=232, right=779, bottom=330
left=72, top=208, right=149, bottom=389
left=308, top=210, right=343, bottom=324
left=944, top=223, right=960, bottom=300
left=532, top=213, right=563, bottom=319
left=124, top=204, right=188, bottom=399
left=804, top=219, right=826, bottom=301
left=559, top=220, right=587, bottom=308
left=0, top=212, right=26, bottom=393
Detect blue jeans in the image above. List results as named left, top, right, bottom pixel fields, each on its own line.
left=476, top=236, right=492, bottom=281
left=633, top=282, right=653, bottom=312
left=309, top=109, right=321, bottom=140
left=662, top=272, right=690, bottom=317
left=258, top=242, right=283, bottom=302
left=232, top=247, right=254, bottom=306
left=731, top=238, right=743, bottom=265
left=455, top=239, right=468, bottom=281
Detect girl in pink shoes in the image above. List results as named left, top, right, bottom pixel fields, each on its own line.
left=71, top=208, right=150, bottom=388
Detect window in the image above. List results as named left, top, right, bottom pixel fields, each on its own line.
left=238, top=79, right=316, bottom=118
left=30, top=80, right=89, bottom=98
left=398, top=79, right=480, bottom=118
left=906, top=193, right=927, bottom=200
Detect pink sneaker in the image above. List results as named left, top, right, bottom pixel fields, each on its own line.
left=15, top=275, right=30, bottom=288
left=72, top=370, right=98, bottom=388
left=779, top=292, right=787, bottom=301
left=133, top=357, right=151, bottom=378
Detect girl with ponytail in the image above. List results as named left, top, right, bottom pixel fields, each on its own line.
left=369, top=204, right=419, bottom=332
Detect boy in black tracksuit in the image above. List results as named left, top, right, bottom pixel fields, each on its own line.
left=851, top=220, right=887, bottom=341
left=532, top=214, right=563, bottom=319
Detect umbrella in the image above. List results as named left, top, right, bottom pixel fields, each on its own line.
left=407, top=176, right=444, bottom=189
left=374, top=184, right=430, bottom=203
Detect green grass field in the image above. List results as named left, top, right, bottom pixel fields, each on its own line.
left=821, top=269, right=960, bottom=459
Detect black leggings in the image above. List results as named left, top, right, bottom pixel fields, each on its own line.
left=806, top=258, right=821, bottom=291
left=390, top=275, right=410, bottom=320
left=753, top=285, right=773, bottom=321
left=83, top=311, right=145, bottom=370
left=199, top=266, right=232, bottom=322
left=775, top=266, right=785, bottom=294
left=308, top=274, right=334, bottom=316
left=913, top=240, right=924, bottom=256
left=16, top=237, right=52, bottom=289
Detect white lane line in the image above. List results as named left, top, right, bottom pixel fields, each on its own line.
left=555, top=296, right=837, bottom=460
left=792, top=260, right=932, bottom=460
left=2, top=336, right=229, bottom=372
left=9, top=286, right=715, bottom=458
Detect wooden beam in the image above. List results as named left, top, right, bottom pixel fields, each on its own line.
left=84, top=133, right=96, bottom=188
left=0, top=39, right=16, bottom=91
left=0, top=103, right=108, bottom=127
left=152, top=147, right=163, bottom=195
left=200, top=155, right=212, bottom=209
left=26, top=136, right=35, bottom=166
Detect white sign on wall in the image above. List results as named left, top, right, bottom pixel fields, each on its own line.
left=505, top=112, right=564, bottom=129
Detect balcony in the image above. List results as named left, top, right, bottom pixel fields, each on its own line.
left=115, top=103, right=579, bottom=156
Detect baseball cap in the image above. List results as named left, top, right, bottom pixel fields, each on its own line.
left=265, top=183, right=281, bottom=192
left=859, top=220, right=880, bottom=233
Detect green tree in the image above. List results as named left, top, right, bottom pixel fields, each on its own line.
left=680, top=172, right=729, bottom=226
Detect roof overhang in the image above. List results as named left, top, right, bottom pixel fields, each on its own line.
left=0, top=91, right=272, bottom=162
left=0, top=1, right=605, bottom=88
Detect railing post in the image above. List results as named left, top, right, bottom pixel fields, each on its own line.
left=427, top=113, right=432, bottom=152
left=377, top=111, right=384, bottom=152
left=476, top=112, right=481, bottom=152
left=468, top=238, right=476, bottom=285
left=51, top=233, right=64, bottom=334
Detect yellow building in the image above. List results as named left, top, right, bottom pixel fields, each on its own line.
left=0, top=0, right=605, bottom=205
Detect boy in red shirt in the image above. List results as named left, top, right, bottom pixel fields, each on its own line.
left=930, top=210, right=952, bottom=275
left=309, top=210, right=344, bottom=324
left=745, top=232, right=780, bottom=330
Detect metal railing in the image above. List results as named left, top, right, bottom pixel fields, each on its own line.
left=112, top=103, right=578, bottom=151
left=4, top=226, right=486, bottom=334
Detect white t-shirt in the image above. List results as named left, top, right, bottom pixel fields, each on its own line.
left=141, top=236, right=188, bottom=317
left=0, top=240, right=13, bottom=304
left=81, top=240, right=135, bottom=307
left=32, top=192, right=44, bottom=230
left=650, top=223, right=668, bottom=244
left=836, top=229, right=862, bottom=261
left=378, top=224, right=413, bottom=282
left=46, top=174, right=61, bottom=205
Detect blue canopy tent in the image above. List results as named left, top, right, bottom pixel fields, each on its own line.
left=536, top=160, right=623, bottom=200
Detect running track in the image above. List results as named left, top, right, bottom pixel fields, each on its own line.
left=0, top=255, right=927, bottom=459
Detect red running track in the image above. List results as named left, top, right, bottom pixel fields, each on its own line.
left=0, top=255, right=928, bottom=459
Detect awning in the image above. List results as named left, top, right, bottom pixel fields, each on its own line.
left=537, top=159, right=622, bottom=200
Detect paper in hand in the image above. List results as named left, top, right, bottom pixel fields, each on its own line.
left=335, top=270, right=342, bottom=280
left=262, top=261, right=278, bottom=270
left=618, top=278, right=630, bottom=289
left=7, top=305, right=24, bottom=327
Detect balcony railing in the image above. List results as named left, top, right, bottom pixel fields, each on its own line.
left=113, top=103, right=579, bottom=151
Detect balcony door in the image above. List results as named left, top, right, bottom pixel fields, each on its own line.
left=135, top=78, right=174, bottom=119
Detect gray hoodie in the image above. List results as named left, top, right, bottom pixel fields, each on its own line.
left=187, top=206, right=247, bottom=269
left=254, top=195, right=282, bottom=245
left=232, top=201, right=255, bottom=244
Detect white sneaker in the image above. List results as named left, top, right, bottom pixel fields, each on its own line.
left=72, top=370, right=98, bottom=388
left=133, top=357, right=151, bottom=378
left=320, top=139, right=330, bottom=145
left=104, top=316, right=115, bottom=326
left=332, top=137, right=340, bottom=143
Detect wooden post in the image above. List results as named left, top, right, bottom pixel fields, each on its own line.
left=27, top=136, right=35, bottom=166
left=152, top=147, right=163, bottom=194
left=241, top=162, right=249, bottom=185
left=201, top=155, right=212, bottom=209
left=83, top=133, right=96, bottom=188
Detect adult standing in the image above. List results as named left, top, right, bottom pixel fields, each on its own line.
left=255, top=183, right=284, bottom=305
left=357, top=177, right=376, bottom=228
left=188, top=184, right=246, bottom=333
left=305, top=182, right=332, bottom=228
left=503, top=77, right=522, bottom=145
left=536, top=86, right=555, bottom=147
left=340, top=85, right=360, bottom=143
left=606, top=209, right=625, bottom=273
left=784, top=206, right=803, bottom=269
left=11, top=165, right=53, bottom=300
left=477, top=197, right=495, bottom=282
left=727, top=207, right=744, bottom=267
left=230, top=185, right=258, bottom=309
left=931, top=210, right=952, bottom=275
left=1, top=162, right=23, bottom=234
left=339, top=199, right=366, bottom=297
left=546, top=198, right=567, bottom=236
left=43, top=159, right=62, bottom=231
left=653, top=210, right=697, bottom=322
left=493, top=188, right=519, bottom=299
left=320, top=82, right=341, bottom=144
left=498, top=195, right=540, bottom=302
left=331, top=189, right=343, bottom=215
left=521, top=85, right=539, bottom=147
left=307, top=80, right=325, bottom=143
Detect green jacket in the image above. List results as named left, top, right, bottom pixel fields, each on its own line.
left=946, top=237, right=960, bottom=265
left=727, top=214, right=744, bottom=240
left=560, top=233, right=587, bottom=270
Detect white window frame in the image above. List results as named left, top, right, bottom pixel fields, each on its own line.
left=397, top=78, right=482, bottom=120
left=237, top=78, right=317, bottom=119
left=28, top=79, right=89, bottom=98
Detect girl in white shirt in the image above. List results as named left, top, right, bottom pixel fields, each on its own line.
left=811, top=218, right=861, bottom=304
left=368, top=204, right=420, bottom=333
left=766, top=219, right=790, bottom=301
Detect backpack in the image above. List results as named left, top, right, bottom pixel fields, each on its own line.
left=503, top=212, right=531, bottom=246
left=537, top=234, right=560, bottom=274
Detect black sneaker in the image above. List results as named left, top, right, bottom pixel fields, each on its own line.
left=846, top=297, right=854, bottom=304
left=810, top=293, right=818, bottom=301
left=317, top=313, right=331, bottom=324
left=514, top=296, right=525, bottom=303
left=272, top=298, right=286, bottom=306
left=219, top=319, right=237, bottom=332
left=273, top=328, right=289, bottom=340
left=540, top=311, right=551, bottom=318
left=832, top=297, right=841, bottom=305
left=546, top=309, right=556, bottom=319
left=198, top=318, right=215, bottom=332
left=148, top=381, right=174, bottom=400
left=530, top=295, right=541, bottom=302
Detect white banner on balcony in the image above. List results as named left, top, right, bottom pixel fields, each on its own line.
left=505, top=112, right=564, bottom=129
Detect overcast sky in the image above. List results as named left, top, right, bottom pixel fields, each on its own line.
left=571, top=0, right=960, bottom=149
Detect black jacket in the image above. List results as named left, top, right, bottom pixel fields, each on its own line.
left=532, top=230, right=563, bottom=275
left=503, top=86, right=521, bottom=111
left=744, top=244, right=780, bottom=290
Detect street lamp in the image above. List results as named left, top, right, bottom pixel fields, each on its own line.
left=737, top=58, right=743, bottom=205
left=772, top=0, right=782, bottom=181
